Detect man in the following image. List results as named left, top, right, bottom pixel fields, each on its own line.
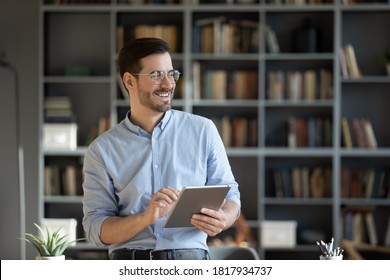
left=82, top=37, right=240, bottom=260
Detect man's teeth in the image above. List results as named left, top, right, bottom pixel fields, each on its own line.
left=157, top=92, right=169, bottom=97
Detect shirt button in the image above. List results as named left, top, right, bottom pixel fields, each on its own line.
left=154, top=164, right=159, bottom=169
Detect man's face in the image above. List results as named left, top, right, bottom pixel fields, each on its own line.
left=135, top=52, right=176, bottom=113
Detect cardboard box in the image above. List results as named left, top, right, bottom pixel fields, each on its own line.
left=42, top=218, right=78, bottom=246
left=260, top=220, right=297, bottom=248
left=43, top=123, right=77, bottom=150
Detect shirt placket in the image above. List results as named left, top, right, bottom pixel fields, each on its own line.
left=151, top=127, right=164, bottom=239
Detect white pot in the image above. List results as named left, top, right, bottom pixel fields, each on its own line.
left=320, top=255, right=343, bottom=260
left=36, top=255, right=65, bottom=260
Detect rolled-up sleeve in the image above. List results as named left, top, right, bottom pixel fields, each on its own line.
left=82, top=142, right=117, bottom=246
left=205, top=119, right=241, bottom=207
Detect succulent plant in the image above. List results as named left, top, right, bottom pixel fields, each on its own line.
left=381, top=49, right=390, bottom=65
left=21, top=223, right=84, bottom=257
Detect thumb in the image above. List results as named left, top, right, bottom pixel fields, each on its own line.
left=219, top=199, right=226, bottom=210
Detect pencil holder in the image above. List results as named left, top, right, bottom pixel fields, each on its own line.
left=320, top=255, right=343, bottom=260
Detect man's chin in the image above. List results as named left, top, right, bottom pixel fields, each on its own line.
left=155, top=102, right=172, bottom=113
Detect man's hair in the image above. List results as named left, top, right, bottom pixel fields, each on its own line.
left=117, top=37, right=170, bottom=78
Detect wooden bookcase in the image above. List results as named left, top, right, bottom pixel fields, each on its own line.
left=39, top=0, right=390, bottom=260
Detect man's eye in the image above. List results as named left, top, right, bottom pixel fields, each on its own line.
left=153, top=71, right=164, bottom=79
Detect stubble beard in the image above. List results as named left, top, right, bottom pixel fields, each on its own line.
left=138, top=88, right=173, bottom=113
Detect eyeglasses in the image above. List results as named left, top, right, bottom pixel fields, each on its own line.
left=131, top=69, right=181, bottom=85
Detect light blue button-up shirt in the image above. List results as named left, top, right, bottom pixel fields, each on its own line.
left=82, top=109, right=240, bottom=254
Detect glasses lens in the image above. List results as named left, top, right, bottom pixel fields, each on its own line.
left=150, top=71, right=164, bottom=84
left=169, top=70, right=181, bottom=83
left=148, top=70, right=180, bottom=84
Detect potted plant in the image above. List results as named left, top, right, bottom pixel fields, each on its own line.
left=21, top=223, right=84, bottom=260
left=381, top=49, right=390, bottom=77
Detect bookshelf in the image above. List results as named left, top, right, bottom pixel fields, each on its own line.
left=39, top=0, right=390, bottom=260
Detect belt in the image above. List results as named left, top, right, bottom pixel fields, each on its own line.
left=110, top=248, right=210, bottom=260
left=110, top=249, right=152, bottom=260
left=151, top=249, right=210, bottom=260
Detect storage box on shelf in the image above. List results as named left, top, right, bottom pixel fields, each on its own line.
left=260, top=220, right=297, bottom=249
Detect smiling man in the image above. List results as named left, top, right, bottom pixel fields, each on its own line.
left=82, top=37, right=241, bottom=260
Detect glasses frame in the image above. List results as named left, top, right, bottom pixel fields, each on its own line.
left=131, top=69, right=181, bottom=85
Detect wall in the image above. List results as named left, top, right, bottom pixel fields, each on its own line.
left=0, top=0, right=39, bottom=259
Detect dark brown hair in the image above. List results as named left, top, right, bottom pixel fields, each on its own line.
left=117, top=37, right=170, bottom=78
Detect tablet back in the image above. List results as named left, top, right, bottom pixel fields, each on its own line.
left=164, top=185, right=230, bottom=228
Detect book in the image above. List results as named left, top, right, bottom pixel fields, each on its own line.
left=310, top=167, right=325, bottom=198
left=98, top=116, right=111, bottom=135
left=287, top=116, right=297, bottom=148
left=341, top=117, right=353, bottom=148
left=304, top=70, right=316, bottom=100
left=384, top=216, right=390, bottom=247
left=192, top=61, right=201, bottom=100
left=221, top=116, right=231, bottom=147
left=364, top=169, right=376, bottom=198
left=301, top=167, right=310, bottom=198
left=44, top=166, right=53, bottom=196
left=62, top=166, right=77, bottom=196
left=44, top=96, right=74, bottom=123
left=44, top=166, right=61, bottom=196
left=351, top=118, right=367, bottom=148
left=344, top=44, right=362, bottom=78
left=273, top=170, right=284, bottom=198
left=341, top=168, right=350, bottom=198
left=361, top=118, right=377, bottom=148
left=265, top=25, right=280, bottom=54
left=194, top=16, right=226, bottom=54
left=339, top=47, right=349, bottom=79
left=364, top=212, right=378, bottom=245
left=343, top=211, right=353, bottom=240
left=352, top=211, right=363, bottom=243
left=371, top=169, right=384, bottom=199
left=231, top=118, right=248, bottom=147
left=287, top=71, right=303, bottom=101
left=291, top=167, right=302, bottom=198
left=281, top=168, right=293, bottom=198
left=319, top=68, right=332, bottom=99
left=324, top=167, right=332, bottom=198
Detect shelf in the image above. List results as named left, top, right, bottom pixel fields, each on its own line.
left=264, top=197, right=333, bottom=205
left=44, top=76, right=112, bottom=83
left=44, top=195, right=83, bottom=203
left=341, top=76, right=390, bottom=83
left=39, top=1, right=390, bottom=260
left=44, top=147, right=88, bottom=156
left=341, top=198, right=390, bottom=207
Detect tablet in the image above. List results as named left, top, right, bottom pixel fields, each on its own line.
left=163, top=185, right=230, bottom=228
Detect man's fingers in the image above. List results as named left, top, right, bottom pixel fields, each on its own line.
left=153, top=186, right=179, bottom=204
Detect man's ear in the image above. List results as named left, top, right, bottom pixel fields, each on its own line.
left=123, top=72, right=133, bottom=89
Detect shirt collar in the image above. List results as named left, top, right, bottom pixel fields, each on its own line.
left=159, top=110, right=172, bottom=131
left=124, top=110, right=172, bottom=135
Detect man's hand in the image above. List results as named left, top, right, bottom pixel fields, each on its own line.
left=190, top=199, right=227, bottom=236
left=100, top=186, right=180, bottom=245
left=190, top=199, right=240, bottom=236
left=144, top=186, right=180, bottom=225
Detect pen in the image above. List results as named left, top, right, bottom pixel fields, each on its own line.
left=317, top=238, right=344, bottom=257
left=316, top=241, right=326, bottom=255
left=329, top=237, right=334, bottom=255
left=320, top=240, right=331, bottom=256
